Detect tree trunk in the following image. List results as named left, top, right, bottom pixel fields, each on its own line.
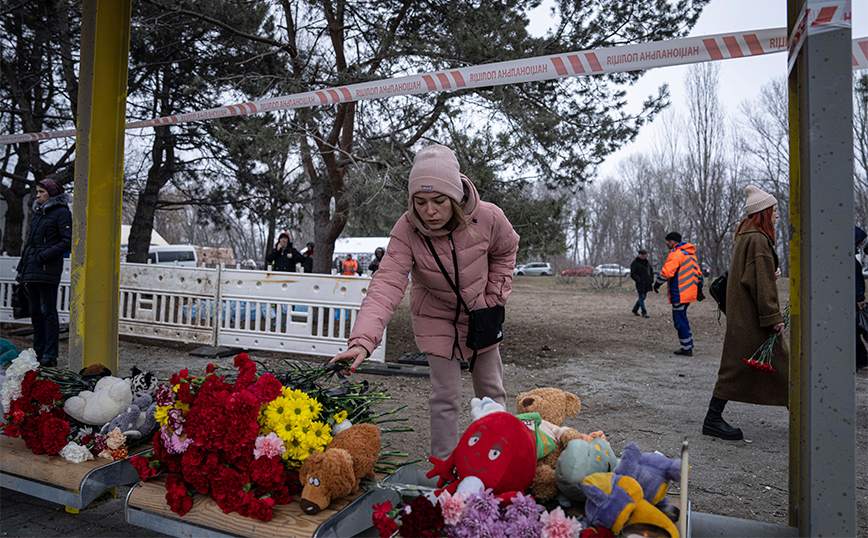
left=127, top=124, right=174, bottom=262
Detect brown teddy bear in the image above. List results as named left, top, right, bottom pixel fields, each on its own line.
left=515, top=387, right=605, bottom=502
left=299, top=423, right=381, bottom=514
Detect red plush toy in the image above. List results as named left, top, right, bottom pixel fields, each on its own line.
left=426, top=411, right=537, bottom=502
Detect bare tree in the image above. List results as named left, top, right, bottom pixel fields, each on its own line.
left=680, top=63, right=741, bottom=276
left=738, top=77, right=791, bottom=275
left=854, top=73, right=868, bottom=226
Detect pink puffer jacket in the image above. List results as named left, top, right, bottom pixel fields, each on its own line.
left=348, top=176, right=519, bottom=360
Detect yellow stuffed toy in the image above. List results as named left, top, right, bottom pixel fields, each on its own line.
left=515, top=387, right=606, bottom=501
left=298, top=423, right=381, bottom=515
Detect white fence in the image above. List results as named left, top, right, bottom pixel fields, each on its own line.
left=0, top=257, right=385, bottom=362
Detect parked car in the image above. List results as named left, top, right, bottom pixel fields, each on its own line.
left=701, top=262, right=712, bottom=278
left=515, top=262, right=553, bottom=276
left=146, top=245, right=199, bottom=267
left=562, top=265, right=594, bottom=277
left=594, top=263, right=630, bottom=277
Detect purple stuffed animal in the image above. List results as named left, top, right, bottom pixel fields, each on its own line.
left=613, top=442, right=681, bottom=506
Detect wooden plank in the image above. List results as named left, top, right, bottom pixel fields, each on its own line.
left=1, top=435, right=103, bottom=490
left=127, top=473, right=380, bottom=538
left=0, top=435, right=152, bottom=491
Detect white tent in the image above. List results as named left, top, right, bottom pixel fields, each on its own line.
left=332, top=237, right=390, bottom=257
left=120, top=225, right=169, bottom=248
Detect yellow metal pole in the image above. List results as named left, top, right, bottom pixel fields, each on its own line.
left=786, top=0, right=802, bottom=528
left=69, top=0, right=132, bottom=374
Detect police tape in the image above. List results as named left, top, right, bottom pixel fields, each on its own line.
left=788, top=0, right=852, bottom=74
left=1, top=28, right=866, bottom=146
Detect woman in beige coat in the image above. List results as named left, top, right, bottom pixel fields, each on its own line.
left=704, top=185, right=788, bottom=440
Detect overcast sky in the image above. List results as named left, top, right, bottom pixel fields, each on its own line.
left=528, top=0, right=868, bottom=178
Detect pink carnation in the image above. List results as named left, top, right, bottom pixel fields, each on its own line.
left=253, top=432, right=286, bottom=459
left=437, top=490, right=468, bottom=525
left=541, top=506, right=581, bottom=538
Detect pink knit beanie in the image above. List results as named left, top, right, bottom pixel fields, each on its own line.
left=744, top=185, right=776, bottom=215
left=408, top=145, right=464, bottom=203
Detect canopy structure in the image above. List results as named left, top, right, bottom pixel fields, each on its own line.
left=332, top=237, right=390, bottom=257
left=119, top=225, right=168, bottom=249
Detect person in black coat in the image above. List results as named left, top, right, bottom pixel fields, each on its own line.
left=368, top=246, right=385, bottom=274
left=16, top=179, right=72, bottom=367
left=630, top=248, right=654, bottom=318
left=856, top=227, right=867, bottom=370
left=266, top=232, right=304, bottom=272
left=302, top=241, right=314, bottom=273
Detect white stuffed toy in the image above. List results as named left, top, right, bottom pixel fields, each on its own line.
left=64, top=376, right=133, bottom=425
left=470, top=397, right=506, bottom=423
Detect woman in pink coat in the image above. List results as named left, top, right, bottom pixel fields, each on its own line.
left=329, top=144, right=520, bottom=458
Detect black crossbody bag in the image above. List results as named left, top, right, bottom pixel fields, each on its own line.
left=423, top=233, right=505, bottom=373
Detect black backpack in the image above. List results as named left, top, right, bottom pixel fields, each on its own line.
left=709, top=271, right=728, bottom=315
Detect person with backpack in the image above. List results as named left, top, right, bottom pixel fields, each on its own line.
left=653, top=232, right=704, bottom=356
left=630, top=248, right=654, bottom=318
left=703, top=185, right=787, bottom=441
left=328, top=144, right=519, bottom=459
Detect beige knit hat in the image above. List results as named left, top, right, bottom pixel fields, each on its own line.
left=408, top=145, right=464, bottom=202
left=744, top=185, right=777, bottom=216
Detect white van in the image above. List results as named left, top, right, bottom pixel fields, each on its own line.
left=147, top=245, right=198, bottom=267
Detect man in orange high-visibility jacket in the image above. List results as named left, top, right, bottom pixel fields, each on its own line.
left=653, top=231, right=705, bottom=356
left=341, top=254, right=359, bottom=275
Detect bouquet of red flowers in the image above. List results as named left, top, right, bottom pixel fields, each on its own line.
left=1, top=368, right=69, bottom=455
left=129, top=353, right=405, bottom=522
left=744, top=303, right=790, bottom=373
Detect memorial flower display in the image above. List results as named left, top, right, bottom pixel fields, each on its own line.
left=1, top=352, right=157, bottom=461
left=372, top=490, right=585, bottom=538
left=130, top=353, right=405, bottom=522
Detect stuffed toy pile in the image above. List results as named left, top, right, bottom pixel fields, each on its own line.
left=581, top=442, right=683, bottom=538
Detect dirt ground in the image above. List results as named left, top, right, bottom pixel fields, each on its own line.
left=3, top=275, right=866, bottom=534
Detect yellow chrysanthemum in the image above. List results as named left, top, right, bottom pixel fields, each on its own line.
left=264, top=395, right=290, bottom=429
left=154, top=405, right=172, bottom=427
left=285, top=397, right=313, bottom=424
left=333, top=410, right=348, bottom=423
left=172, top=384, right=180, bottom=393
left=305, top=397, right=323, bottom=419
left=174, top=402, right=190, bottom=414
left=307, top=421, right=332, bottom=449
left=282, top=387, right=306, bottom=399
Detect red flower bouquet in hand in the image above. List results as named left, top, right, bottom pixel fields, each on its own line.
left=744, top=303, right=790, bottom=373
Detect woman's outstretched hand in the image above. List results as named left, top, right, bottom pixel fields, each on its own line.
left=328, top=345, right=368, bottom=375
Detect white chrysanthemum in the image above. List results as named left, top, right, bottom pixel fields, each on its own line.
left=0, top=350, right=39, bottom=409
left=74, top=427, right=93, bottom=441
left=59, top=442, right=94, bottom=464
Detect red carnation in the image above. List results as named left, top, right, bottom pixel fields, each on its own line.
left=246, top=496, right=275, bottom=522
left=31, top=379, right=63, bottom=406
left=372, top=501, right=400, bottom=538
left=206, top=363, right=216, bottom=374
left=39, top=415, right=70, bottom=455
left=19, top=370, right=38, bottom=398
left=399, top=495, right=444, bottom=537
left=130, top=455, right=158, bottom=481
left=251, top=373, right=282, bottom=403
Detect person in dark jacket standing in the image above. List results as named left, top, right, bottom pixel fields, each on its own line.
left=266, top=232, right=304, bottom=272
left=302, top=241, right=314, bottom=273
left=368, top=247, right=385, bottom=275
left=703, top=185, right=787, bottom=440
left=856, top=227, right=867, bottom=370
left=630, top=248, right=653, bottom=318
left=16, top=179, right=72, bottom=367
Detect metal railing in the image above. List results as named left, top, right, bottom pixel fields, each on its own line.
left=0, top=257, right=385, bottom=362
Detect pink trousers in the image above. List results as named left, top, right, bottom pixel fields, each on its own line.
left=427, top=347, right=507, bottom=459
